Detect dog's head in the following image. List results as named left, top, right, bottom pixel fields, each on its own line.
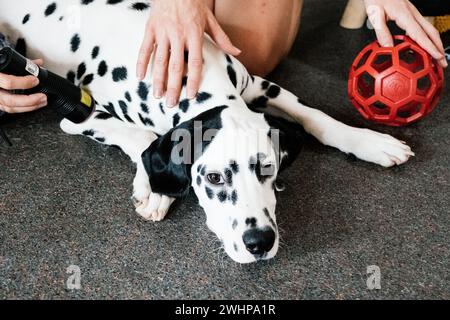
left=142, top=106, right=303, bottom=263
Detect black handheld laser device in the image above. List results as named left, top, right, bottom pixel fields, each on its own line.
left=0, top=46, right=95, bottom=124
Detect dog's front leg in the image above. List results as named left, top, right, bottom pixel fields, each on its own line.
left=132, top=161, right=175, bottom=222
left=242, top=76, right=415, bottom=167
left=60, top=115, right=175, bottom=221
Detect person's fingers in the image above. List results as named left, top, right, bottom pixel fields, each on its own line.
left=32, top=59, right=44, bottom=67
left=136, top=27, right=155, bottom=80
left=0, top=101, right=47, bottom=114
left=0, top=100, right=47, bottom=113
left=0, top=73, right=40, bottom=90
left=0, top=90, right=47, bottom=108
left=206, top=11, right=241, bottom=56
left=368, top=7, right=394, bottom=47
left=438, top=57, right=448, bottom=68
left=152, top=39, right=170, bottom=99
left=404, top=21, right=444, bottom=61
left=395, top=10, right=444, bottom=61
left=166, top=41, right=185, bottom=107
left=186, top=33, right=203, bottom=99
left=408, top=3, right=447, bottom=67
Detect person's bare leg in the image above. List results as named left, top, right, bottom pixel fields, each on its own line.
left=208, top=0, right=303, bottom=76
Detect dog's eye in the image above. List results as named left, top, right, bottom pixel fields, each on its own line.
left=207, top=173, right=225, bottom=185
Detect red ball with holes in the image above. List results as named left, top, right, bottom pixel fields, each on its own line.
left=348, top=35, right=444, bottom=126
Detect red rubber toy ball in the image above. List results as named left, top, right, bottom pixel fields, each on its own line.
left=348, top=35, right=444, bottom=126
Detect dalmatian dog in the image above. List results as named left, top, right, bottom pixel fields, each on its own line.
left=0, top=0, right=414, bottom=263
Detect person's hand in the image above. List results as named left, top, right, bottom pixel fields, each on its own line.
left=364, top=0, right=447, bottom=68
left=136, top=0, right=241, bottom=107
left=0, top=59, right=47, bottom=113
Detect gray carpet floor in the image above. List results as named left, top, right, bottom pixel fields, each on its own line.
left=0, top=0, right=449, bottom=299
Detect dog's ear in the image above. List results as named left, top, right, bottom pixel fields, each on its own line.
left=142, top=106, right=227, bottom=198
left=264, top=114, right=306, bottom=171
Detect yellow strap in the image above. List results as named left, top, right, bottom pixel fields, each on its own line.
left=80, top=89, right=93, bottom=107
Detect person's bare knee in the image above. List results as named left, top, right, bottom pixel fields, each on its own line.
left=213, top=0, right=302, bottom=76
left=242, top=40, right=290, bottom=76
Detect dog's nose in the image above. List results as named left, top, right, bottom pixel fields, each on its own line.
left=242, top=227, right=275, bottom=256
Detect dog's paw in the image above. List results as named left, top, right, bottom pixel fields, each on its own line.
left=345, top=128, right=414, bottom=167
left=132, top=174, right=151, bottom=210
left=135, top=193, right=175, bottom=222
left=132, top=161, right=152, bottom=210
left=60, top=118, right=80, bottom=135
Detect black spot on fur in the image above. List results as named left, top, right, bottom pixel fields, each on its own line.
left=82, top=0, right=95, bottom=4
left=131, top=2, right=150, bottom=10
left=95, top=111, right=113, bottom=120
left=140, top=103, right=149, bottom=113
left=95, top=137, right=106, bottom=143
left=70, top=34, right=81, bottom=52
left=118, top=100, right=128, bottom=112
left=173, top=114, right=181, bottom=127
left=159, top=102, right=165, bottom=114
left=45, top=3, right=57, bottom=16
left=261, top=80, right=270, bottom=90
left=197, top=164, right=202, bottom=173
left=22, top=14, right=30, bottom=24
left=224, top=168, right=233, bottom=186
left=97, top=60, right=108, bottom=76
left=232, top=219, right=238, bottom=230
left=266, top=85, right=281, bottom=99
left=82, top=130, right=95, bottom=136
left=124, top=91, right=132, bottom=102
left=246, top=217, right=257, bottom=228
left=242, top=75, right=251, bottom=93
left=217, top=191, right=228, bottom=203
left=139, top=113, right=154, bottom=127
left=196, top=176, right=202, bottom=186
left=264, top=208, right=276, bottom=229
left=233, top=243, right=238, bottom=252
left=205, top=186, right=214, bottom=199
left=103, top=103, right=121, bottom=121
left=227, top=95, right=236, bottom=100
left=107, top=0, right=124, bottom=4
left=179, top=99, right=190, bottom=112
left=200, top=165, right=206, bottom=176
left=91, top=46, right=100, bottom=59
left=225, top=54, right=233, bottom=64
left=230, top=190, right=238, bottom=205
left=82, top=74, right=94, bottom=86
left=196, top=92, right=212, bottom=104
left=227, top=65, right=237, bottom=88
left=230, top=160, right=239, bottom=174
left=137, top=81, right=149, bottom=101
left=251, top=96, right=269, bottom=108
left=66, top=71, right=76, bottom=84
left=119, top=100, right=135, bottom=123
left=112, top=66, right=127, bottom=82
left=77, top=62, right=86, bottom=79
